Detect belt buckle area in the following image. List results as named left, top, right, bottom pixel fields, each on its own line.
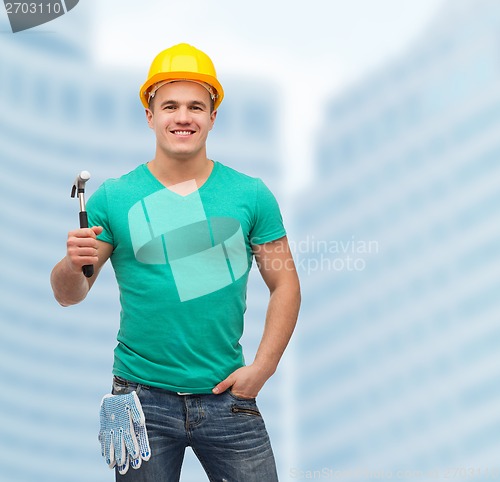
left=177, top=392, right=193, bottom=395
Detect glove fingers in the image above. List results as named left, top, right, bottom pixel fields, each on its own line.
left=108, top=434, right=116, bottom=469
left=98, top=430, right=105, bottom=459
left=123, top=411, right=140, bottom=460
left=118, top=452, right=130, bottom=475
left=111, top=428, right=127, bottom=467
left=113, top=427, right=131, bottom=475
left=97, top=429, right=115, bottom=468
left=133, top=423, right=152, bottom=461
left=129, top=391, right=146, bottom=425
left=129, top=392, right=151, bottom=461
left=130, top=453, right=143, bottom=470
left=99, top=398, right=112, bottom=464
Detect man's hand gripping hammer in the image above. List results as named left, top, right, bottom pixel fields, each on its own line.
left=71, top=171, right=94, bottom=278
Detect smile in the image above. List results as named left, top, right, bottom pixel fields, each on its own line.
left=172, top=130, right=195, bottom=136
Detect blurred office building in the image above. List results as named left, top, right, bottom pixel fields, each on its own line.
left=0, top=12, right=284, bottom=482
left=292, top=0, right=500, bottom=479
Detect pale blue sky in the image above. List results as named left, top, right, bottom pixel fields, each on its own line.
left=92, top=0, right=443, bottom=89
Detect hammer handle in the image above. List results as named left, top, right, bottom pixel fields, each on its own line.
left=79, top=211, right=94, bottom=278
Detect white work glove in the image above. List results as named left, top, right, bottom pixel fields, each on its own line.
left=98, top=391, right=151, bottom=475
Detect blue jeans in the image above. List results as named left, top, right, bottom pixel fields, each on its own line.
left=111, top=376, right=279, bottom=482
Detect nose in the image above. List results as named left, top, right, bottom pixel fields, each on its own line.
left=174, top=106, right=192, bottom=124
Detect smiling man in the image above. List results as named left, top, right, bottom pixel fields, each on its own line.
left=50, top=43, right=301, bottom=482
left=146, top=81, right=216, bottom=163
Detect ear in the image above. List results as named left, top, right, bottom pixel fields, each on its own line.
left=145, top=108, right=154, bottom=129
left=209, top=109, right=217, bottom=131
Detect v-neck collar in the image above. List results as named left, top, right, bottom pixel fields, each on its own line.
left=142, top=160, right=219, bottom=198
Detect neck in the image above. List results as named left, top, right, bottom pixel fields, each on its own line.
left=147, top=152, right=213, bottom=188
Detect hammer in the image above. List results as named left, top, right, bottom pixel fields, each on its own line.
left=71, top=171, right=94, bottom=278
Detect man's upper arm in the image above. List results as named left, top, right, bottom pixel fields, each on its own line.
left=252, top=236, right=299, bottom=292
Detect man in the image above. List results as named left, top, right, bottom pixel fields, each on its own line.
left=50, top=43, right=300, bottom=481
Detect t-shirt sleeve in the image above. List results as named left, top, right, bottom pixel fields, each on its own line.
left=249, top=178, right=286, bottom=245
left=86, top=182, right=114, bottom=246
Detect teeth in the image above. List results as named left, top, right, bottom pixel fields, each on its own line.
left=173, top=130, right=193, bottom=135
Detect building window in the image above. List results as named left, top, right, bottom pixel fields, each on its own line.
left=242, top=100, right=274, bottom=140
left=93, top=90, right=115, bottom=124
left=33, top=77, right=50, bottom=115
left=61, top=84, right=80, bottom=121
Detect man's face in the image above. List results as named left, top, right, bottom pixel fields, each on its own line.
left=145, top=81, right=217, bottom=161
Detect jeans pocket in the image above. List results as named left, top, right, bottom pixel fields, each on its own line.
left=230, top=405, right=262, bottom=417
left=227, top=389, right=256, bottom=402
left=227, top=391, right=262, bottom=417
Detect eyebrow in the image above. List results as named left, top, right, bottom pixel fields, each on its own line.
left=159, top=100, right=208, bottom=109
left=191, top=100, right=208, bottom=109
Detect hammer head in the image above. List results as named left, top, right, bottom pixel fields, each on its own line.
left=71, top=171, right=91, bottom=197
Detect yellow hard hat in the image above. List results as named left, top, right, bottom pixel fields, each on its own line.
left=140, top=43, right=224, bottom=110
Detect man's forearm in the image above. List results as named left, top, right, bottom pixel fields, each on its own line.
left=51, top=226, right=107, bottom=306
left=212, top=281, right=300, bottom=398
left=212, top=236, right=301, bottom=398
left=253, top=282, right=301, bottom=376
left=50, top=257, right=90, bottom=307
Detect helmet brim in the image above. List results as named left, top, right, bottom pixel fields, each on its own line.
left=140, top=71, right=224, bottom=110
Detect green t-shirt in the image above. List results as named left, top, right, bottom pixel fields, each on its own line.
left=86, top=161, right=286, bottom=393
